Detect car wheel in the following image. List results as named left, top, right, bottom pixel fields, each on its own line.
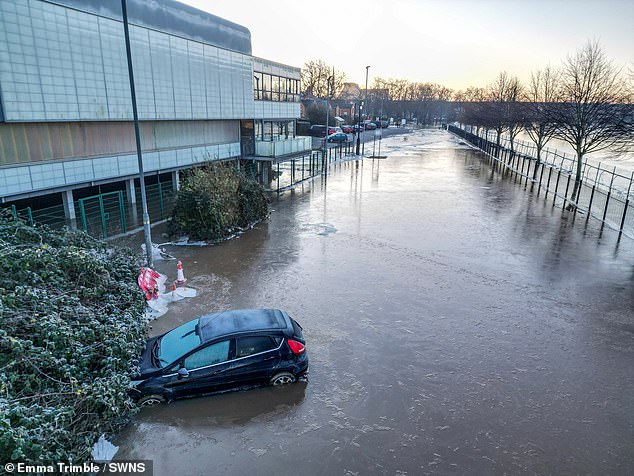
left=138, top=394, right=166, bottom=407
left=270, top=372, right=296, bottom=386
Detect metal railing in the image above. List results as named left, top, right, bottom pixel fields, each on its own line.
left=255, top=137, right=312, bottom=158
left=5, top=143, right=361, bottom=236
left=448, top=125, right=634, bottom=239
left=5, top=178, right=176, bottom=240
left=271, top=141, right=358, bottom=191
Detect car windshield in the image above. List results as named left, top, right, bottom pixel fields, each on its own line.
left=157, top=319, right=201, bottom=367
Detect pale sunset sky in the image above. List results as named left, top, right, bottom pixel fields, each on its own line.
left=181, top=0, right=633, bottom=91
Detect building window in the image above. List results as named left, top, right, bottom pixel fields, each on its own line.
left=255, top=120, right=296, bottom=141
left=253, top=72, right=299, bottom=103
left=253, top=72, right=263, bottom=100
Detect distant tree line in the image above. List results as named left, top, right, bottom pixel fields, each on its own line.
left=456, top=41, right=633, bottom=207
left=301, top=41, right=633, bottom=208
left=366, top=79, right=453, bottom=125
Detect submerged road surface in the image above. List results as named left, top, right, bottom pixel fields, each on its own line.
left=116, top=129, right=634, bottom=475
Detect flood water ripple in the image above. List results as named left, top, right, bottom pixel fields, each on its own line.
left=116, top=128, right=634, bottom=475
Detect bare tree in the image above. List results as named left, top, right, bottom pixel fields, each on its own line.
left=456, top=87, right=489, bottom=134
left=301, top=59, right=346, bottom=98
left=484, top=72, right=523, bottom=152
left=524, top=66, right=560, bottom=176
left=548, top=41, right=631, bottom=205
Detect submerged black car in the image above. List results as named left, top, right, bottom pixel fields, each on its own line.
left=130, top=309, right=308, bottom=405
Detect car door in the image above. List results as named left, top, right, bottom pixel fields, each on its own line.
left=230, top=335, right=281, bottom=387
left=163, top=339, right=234, bottom=399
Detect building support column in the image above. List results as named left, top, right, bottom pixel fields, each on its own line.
left=262, top=161, right=270, bottom=184
left=172, top=170, right=180, bottom=192
left=61, top=189, right=77, bottom=228
left=125, top=178, right=139, bottom=228
left=125, top=178, right=137, bottom=204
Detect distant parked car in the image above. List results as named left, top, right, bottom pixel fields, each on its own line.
left=379, top=120, right=389, bottom=128
left=327, top=126, right=342, bottom=135
left=309, top=125, right=327, bottom=137
left=364, top=122, right=377, bottom=130
left=341, top=125, right=354, bottom=133
left=129, top=309, right=309, bottom=405
left=327, top=132, right=348, bottom=143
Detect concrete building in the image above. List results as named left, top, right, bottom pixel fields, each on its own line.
left=0, top=0, right=309, bottom=234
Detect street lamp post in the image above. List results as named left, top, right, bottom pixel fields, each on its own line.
left=323, top=69, right=334, bottom=165
left=356, top=65, right=370, bottom=156
left=121, top=0, right=153, bottom=267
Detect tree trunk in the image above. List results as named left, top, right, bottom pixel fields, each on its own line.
left=568, top=150, right=583, bottom=208
left=532, top=146, right=542, bottom=181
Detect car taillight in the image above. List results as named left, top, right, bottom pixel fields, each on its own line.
left=287, top=339, right=305, bottom=355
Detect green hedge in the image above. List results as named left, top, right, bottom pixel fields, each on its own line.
left=169, top=164, right=269, bottom=241
left=0, top=211, right=146, bottom=463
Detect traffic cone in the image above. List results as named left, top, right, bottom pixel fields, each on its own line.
left=176, top=261, right=187, bottom=284
left=168, top=281, right=184, bottom=302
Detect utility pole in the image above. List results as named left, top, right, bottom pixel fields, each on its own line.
left=121, top=0, right=153, bottom=266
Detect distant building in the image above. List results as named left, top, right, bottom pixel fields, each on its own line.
left=330, top=101, right=355, bottom=122
left=338, top=82, right=361, bottom=101
left=0, top=0, right=310, bottom=233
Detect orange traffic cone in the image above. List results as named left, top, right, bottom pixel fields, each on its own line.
left=176, top=261, right=187, bottom=284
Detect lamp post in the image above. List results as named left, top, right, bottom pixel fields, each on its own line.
left=356, top=66, right=370, bottom=156
left=121, top=0, right=153, bottom=267
left=323, top=69, right=334, bottom=164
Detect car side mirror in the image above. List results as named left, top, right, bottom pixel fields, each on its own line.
left=177, top=367, right=189, bottom=379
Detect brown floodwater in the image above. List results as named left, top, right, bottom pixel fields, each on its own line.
left=115, top=129, right=634, bottom=475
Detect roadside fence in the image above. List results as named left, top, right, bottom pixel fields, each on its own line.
left=8, top=177, right=176, bottom=240
left=447, top=124, right=634, bottom=239
left=6, top=140, right=362, bottom=239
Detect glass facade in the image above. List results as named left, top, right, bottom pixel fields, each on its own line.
left=0, top=0, right=303, bottom=200
left=0, top=0, right=256, bottom=121
left=253, top=71, right=300, bottom=102
left=255, top=120, right=296, bottom=141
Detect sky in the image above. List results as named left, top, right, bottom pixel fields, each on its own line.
left=180, top=0, right=633, bottom=91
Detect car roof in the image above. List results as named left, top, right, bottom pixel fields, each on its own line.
left=197, top=308, right=291, bottom=342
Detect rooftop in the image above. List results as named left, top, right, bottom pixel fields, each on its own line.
left=48, top=0, right=252, bottom=55
left=198, top=309, right=289, bottom=342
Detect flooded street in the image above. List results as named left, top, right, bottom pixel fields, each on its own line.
left=116, top=129, right=634, bottom=475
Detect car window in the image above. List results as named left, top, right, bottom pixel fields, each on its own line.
left=158, top=319, right=201, bottom=367
left=236, top=336, right=275, bottom=358
left=184, top=340, right=230, bottom=370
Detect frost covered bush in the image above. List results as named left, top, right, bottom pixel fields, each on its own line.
left=169, top=163, right=269, bottom=241
left=0, top=210, right=146, bottom=463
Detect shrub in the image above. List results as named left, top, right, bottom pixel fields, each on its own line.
left=169, top=163, right=269, bottom=241
left=0, top=210, right=146, bottom=463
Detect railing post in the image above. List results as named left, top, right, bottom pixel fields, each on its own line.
left=78, top=199, right=88, bottom=232
left=118, top=190, right=127, bottom=233
left=602, top=189, right=611, bottom=224
left=619, top=199, right=629, bottom=235
left=586, top=185, right=596, bottom=221
left=553, top=169, right=562, bottom=202
left=562, top=174, right=571, bottom=208
left=98, top=195, right=107, bottom=239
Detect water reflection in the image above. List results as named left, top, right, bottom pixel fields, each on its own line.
left=116, top=129, right=634, bottom=476
left=136, top=382, right=307, bottom=430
